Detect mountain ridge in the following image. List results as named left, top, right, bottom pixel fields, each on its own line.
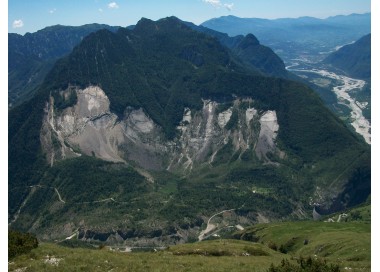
left=201, top=13, right=370, bottom=65
left=183, top=21, right=289, bottom=78
left=323, top=34, right=371, bottom=79
left=8, top=23, right=120, bottom=107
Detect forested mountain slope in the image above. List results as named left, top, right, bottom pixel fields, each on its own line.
left=8, top=24, right=119, bottom=107
left=324, top=34, right=371, bottom=79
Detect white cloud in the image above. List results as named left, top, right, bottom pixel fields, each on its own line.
left=99, top=8, right=103, bottom=12
left=203, top=0, right=234, bottom=11
left=108, top=2, right=119, bottom=9
left=12, top=19, right=24, bottom=28
left=224, top=3, right=234, bottom=11
left=49, top=8, right=57, bottom=14
left=203, top=0, right=221, bottom=8
left=205, top=0, right=221, bottom=5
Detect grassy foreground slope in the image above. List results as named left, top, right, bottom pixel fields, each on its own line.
left=8, top=241, right=284, bottom=272
left=235, top=221, right=370, bottom=271
left=9, top=219, right=370, bottom=272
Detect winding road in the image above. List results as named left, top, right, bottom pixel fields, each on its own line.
left=198, top=204, right=244, bottom=241
left=198, top=208, right=237, bottom=241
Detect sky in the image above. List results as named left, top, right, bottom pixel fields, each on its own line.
left=8, top=0, right=371, bottom=34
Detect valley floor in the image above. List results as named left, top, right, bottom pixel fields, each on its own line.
left=289, top=67, right=370, bottom=144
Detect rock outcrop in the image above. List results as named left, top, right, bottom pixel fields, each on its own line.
left=41, top=85, right=284, bottom=172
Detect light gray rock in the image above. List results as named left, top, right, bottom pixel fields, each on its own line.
left=41, top=86, right=284, bottom=173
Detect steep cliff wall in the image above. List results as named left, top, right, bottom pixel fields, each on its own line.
left=41, top=86, right=283, bottom=172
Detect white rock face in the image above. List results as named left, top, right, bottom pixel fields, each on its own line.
left=125, top=108, right=155, bottom=134
left=177, top=108, right=192, bottom=132
left=183, top=108, right=192, bottom=123
left=42, top=86, right=168, bottom=170
left=260, top=111, right=279, bottom=133
left=74, top=86, right=111, bottom=119
left=255, top=110, right=280, bottom=160
left=82, top=86, right=109, bottom=114
left=57, top=86, right=124, bottom=162
left=204, top=100, right=217, bottom=138
left=42, top=88, right=281, bottom=172
left=245, top=108, right=257, bottom=125
left=218, top=108, right=233, bottom=128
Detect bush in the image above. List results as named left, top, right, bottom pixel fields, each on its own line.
left=243, top=246, right=269, bottom=256
left=279, top=237, right=299, bottom=253
left=267, top=257, right=340, bottom=272
left=240, top=231, right=259, bottom=242
left=8, top=230, right=38, bottom=259
left=268, top=241, right=278, bottom=251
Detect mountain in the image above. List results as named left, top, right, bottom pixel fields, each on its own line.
left=323, top=34, right=371, bottom=80
left=9, top=17, right=370, bottom=245
left=184, top=22, right=288, bottom=78
left=202, top=13, right=370, bottom=38
left=201, top=13, right=371, bottom=63
left=6, top=17, right=318, bottom=108
left=8, top=24, right=120, bottom=107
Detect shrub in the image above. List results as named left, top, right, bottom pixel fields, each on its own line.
left=267, top=256, right=340, bottom=272
left=8, top=230, right=38, bottom=259
left=243, top=246, right=269, bottom=256
left=268, top=241, right=278, bottom=251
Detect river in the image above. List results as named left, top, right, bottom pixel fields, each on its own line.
left=289, top=68, right=370, bottom=144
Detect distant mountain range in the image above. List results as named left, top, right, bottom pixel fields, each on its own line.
left=324, top=34, right=371, bottom=80
left=202, top=13, right=370, bottom=37
left=9, top=16, right=370, bottom=245
left=202, top=13, right=370, bottom=63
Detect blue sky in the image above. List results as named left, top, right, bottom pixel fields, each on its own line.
left=8, top=0, right=371, bottom=34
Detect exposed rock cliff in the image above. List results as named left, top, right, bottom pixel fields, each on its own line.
left=41, top=85, right=283, bottom=172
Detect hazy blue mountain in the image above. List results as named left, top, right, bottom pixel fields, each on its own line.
left=9, top=17, right=369, bottom=244
left=8, top=24, right=120, bottom=107
left=324, top=34, right=371, bottom=80
left=201, top=13, right=370, bottom=63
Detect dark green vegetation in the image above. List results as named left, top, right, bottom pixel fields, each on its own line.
left=8, top=230, right=38, bottom=259
left=8, top=18, right=290, bottom=109
left=268, top=257, right=340, bottom=272
left=8, top=219, right=370, bottom=271
left=202, top=13, right=370, bottom=64
left=185, top=22, right=289, bottom=77
left=9, top=156, right=151, bottom=235
left=8, top=24, right=119, bottom=107
left=355, top=83, right=371, bottom=122
left=231, top=33, right=287, bottom=77
left=324, top=34, right=371, bottom=80
left=9, top=17, right=370, bottom=243
left=320, top=203, right=371, bottom=223
left=44, top=17, right=240, bottom=137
